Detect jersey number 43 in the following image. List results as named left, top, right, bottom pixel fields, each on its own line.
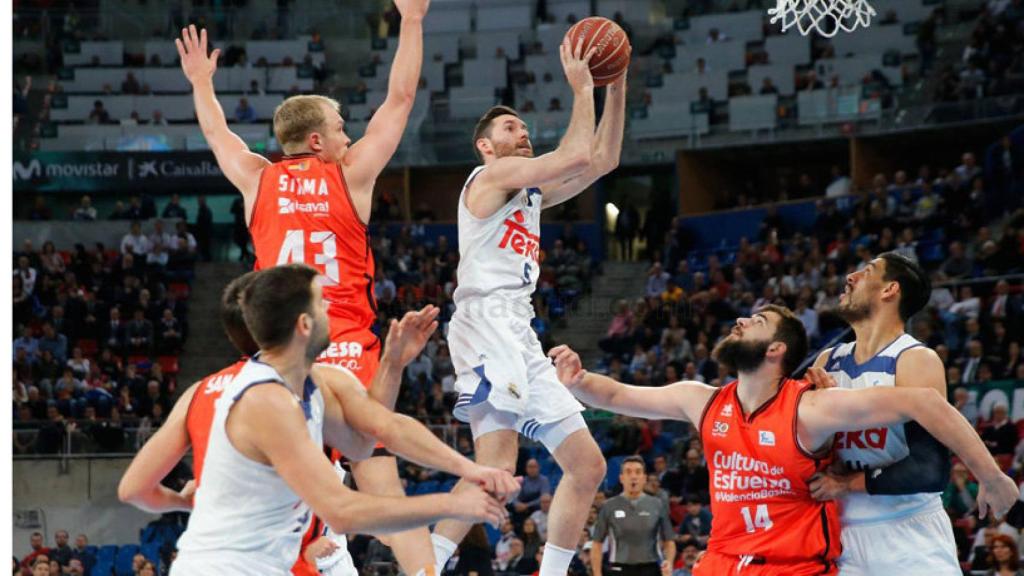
left=277, top=229, right=341, bottom=285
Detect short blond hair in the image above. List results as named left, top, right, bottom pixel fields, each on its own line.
left=273, top=95, right=341, bottom=154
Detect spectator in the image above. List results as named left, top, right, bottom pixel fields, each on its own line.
left=15, top=255, right=38, bottom=296
left=234, top=98, right=256, bottom=122
left=675, top=496, right=712, bottom=548
left=103, top=307, right=127, bottom=353
left=73, top=196, right=97, bottom=221
left=30, top=555, right=50, bottom=576
left=50, top=530, right=72, bottom=566
left=88, top=100, right=110, bottom=124
left=599, top=300, right=634, bottom=357
left=20, top=533, right=50, bottom=571
left=519, top=518, right=544, bottom=565
left=981, top=403, right=1016, bottom=456
left=451, top=524, right=494, bottom=576
left=157, top=309, right=183, bottom=353
left=983, top=534, right=1022, bottom=576
left=121, top=72, right=141, bottom=94
left=673, top=542, right=700, bottom=576
left=121, top=221, right=152, bottom=259
left=504, top=538, right=537, bottom=575
left=529, top=493, right=553, bottom=540
left=759, top=77, right=779, bottom=95
left=162, top=194, right=188, bottom=220
left=150, top=110, right=168, bottom=126
left=495, top=520, right=518, bottom=570
left=676, top=449, right=709, bottom=502
left=942, top=462, right=978, bottom=520
left=513, top=458, right=552, bottom=519
left=13, top=326, right=40, bottom=362
left=195, top=195, right=214, bottom=262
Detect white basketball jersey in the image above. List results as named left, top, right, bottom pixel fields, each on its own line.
left=453, top=166, right=542, bottom=317
left=824, top=334, right=943, bottom=524
left=174, top=357, right=325, bottom=575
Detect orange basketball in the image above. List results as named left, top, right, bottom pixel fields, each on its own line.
left=566, top=17, right=632, bottom=87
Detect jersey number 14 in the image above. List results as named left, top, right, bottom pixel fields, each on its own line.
left=276, top=229, right=341, bottom=284
left=740, top=505, right=773, bottom=534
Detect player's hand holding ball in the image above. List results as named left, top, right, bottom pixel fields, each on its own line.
left=564, top=17, right=632, bottom=88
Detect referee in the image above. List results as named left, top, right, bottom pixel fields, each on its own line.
left=591, top=456, right=676, bottom=576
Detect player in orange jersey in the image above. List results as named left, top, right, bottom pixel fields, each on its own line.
left=118, top=271, right=519, bottom=574
left=175, top=0, right=438, bottom=570
left=548, top=305, right=1017, bottom=575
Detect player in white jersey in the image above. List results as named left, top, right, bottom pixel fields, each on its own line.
left=808, top=252, right=979, bottom=575
left=431, top=37, right=627, bottom=576
left=171, top=264, right=512, bottom=575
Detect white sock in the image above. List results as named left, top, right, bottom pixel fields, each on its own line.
left=539, top=542, right=576, bottom=576
left=431, top=533, right=457, bottom=575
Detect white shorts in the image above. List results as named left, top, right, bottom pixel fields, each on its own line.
left=838, top=506, right=960, bottom=576
left=448, top=309, right=584, bottom=440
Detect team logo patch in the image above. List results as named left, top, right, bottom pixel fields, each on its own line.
left=721, top=403, right=733, bottom=417
left=758, top=430, right=775, bottom=446
left=712, top=421, right=729, bottom=437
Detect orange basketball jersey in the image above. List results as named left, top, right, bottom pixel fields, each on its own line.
left=185, top=359, right=246, bottom=486
left=697, top=378, right=841, bottom=574
left=251, top=154, right=377, bottom=335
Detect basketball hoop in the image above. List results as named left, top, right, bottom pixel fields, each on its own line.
left=768, top=0, right=876, bottom=37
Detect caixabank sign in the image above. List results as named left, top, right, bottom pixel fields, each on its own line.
left=12, top=152, right=233, bottom=192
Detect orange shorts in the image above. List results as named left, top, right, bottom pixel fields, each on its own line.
left=694, top=551, right=837, bottom=576
left=318, top=325, right=389, bottom=453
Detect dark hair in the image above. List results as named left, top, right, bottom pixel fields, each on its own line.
left=878, top=252, right=931, bottom=321
left=758, top=304, right=809, bottom=377
left=240, top=264, right=319, bottom=350
left=221, top=271, right=260, bottom=357
left=472, top=105, right=520, bottom=161
left=621, top=455, right=647, bottom=471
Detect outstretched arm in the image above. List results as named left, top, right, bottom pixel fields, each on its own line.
left=230, top=385, right=509, bottom=534
left=118, top=382, right=198, bottom=513
left=548, top=345, right=715, bottom=424
left=799, top=368, right=1018, bottom=518
left=344, top=0, right=429, bottom=220
left=176, top=25, right=269, bottom=217
left=809, top=348, right=950, bottom=500
left=466, top=37, right=597, bottom=219
left=542, top=72, right=627, bottom=209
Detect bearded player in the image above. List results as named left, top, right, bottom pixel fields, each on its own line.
left=429, top=36, right=626, bottom=576
left=549, top=305, right=1017, bottom=575
left=807, top=252, right=963, bottom=575
left=176, top=0, right=437, bottom=571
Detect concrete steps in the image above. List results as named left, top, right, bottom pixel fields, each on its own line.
left=178, top=262, right=247, bottom=386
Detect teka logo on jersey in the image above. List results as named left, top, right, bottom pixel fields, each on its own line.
left=721, top=403, right=734, bottom=417
left=499, top=210, right=540, bottom=263
left=835, top=427, right=889, bottom=450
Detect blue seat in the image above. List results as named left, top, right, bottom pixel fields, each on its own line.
left=115, top=544, right=139, bottom=576
left=605, top=455, right=628, bottom=491
left=97, top=545, right=118, bottom=564
left=90, top=561, right=113, bottom=576
left=140, top=542, right=161, bottom=566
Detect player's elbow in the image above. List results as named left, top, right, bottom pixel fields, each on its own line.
left=117, top=479, right=142, bottom=506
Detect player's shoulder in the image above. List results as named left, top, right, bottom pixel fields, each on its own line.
left=894, top=345, right=944, bottom=385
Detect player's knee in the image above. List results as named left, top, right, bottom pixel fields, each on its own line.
left=569, top=445, right=606, bottom=489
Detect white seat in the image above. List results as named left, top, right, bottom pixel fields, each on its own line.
left=728, top=94, right=777, bottom=131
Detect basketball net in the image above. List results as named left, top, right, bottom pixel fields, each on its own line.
left=768, top=0, right=876, bottom=37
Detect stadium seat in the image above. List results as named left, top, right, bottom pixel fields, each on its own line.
left=168, top=283, right=191, bottom=300
left=605, top=455, right=628, bottom=490
left=97, top=545, right=118, bottom=564
left=157, top=355, right=180, bottom=376
left=114, top=544, right=139, bottom=576
left=90, top=561, right=113, bottom=576
left=140, top=542, right=161, bottom=568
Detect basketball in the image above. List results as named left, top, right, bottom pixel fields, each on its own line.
left=566, top=17, right=631, bottom=86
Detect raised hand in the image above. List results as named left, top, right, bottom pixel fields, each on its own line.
left=381, top=305, right=440, bottom=367
left=548, top=345, right=587, bottom=389
left=560, top=34, right=597, bottom=94
left=175, top=25, right=221, bottom=85
left=394, top=0, right=430, bottom=22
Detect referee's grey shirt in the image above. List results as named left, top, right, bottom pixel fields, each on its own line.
left=592, top=493, right=674, bottom=565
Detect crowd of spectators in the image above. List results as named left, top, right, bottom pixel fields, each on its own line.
left=12, top=218, right=196, bottom=454
left=935, top=0, right=1024, bottom=103
left=15, top=530, right=95, bottom=576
